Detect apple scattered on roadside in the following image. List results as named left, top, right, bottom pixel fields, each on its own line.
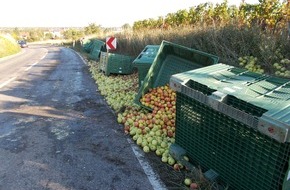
left=190, top=182, right=199, bottom=189
left=161, top=156, right=168, bottom=163
left=184, top=178, right=192, bottom=186
left=168, top=156, right=175, bottom=165
left=183, top=156, right=189, bottom=161
left=143, top=146, right=150, bottom=153
left=173, top=163, right=180, bottom=171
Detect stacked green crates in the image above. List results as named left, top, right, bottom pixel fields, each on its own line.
left=99, top=51, right=134, bottom=76
left=134, top=40, right=219, bottom=110
left=170, top=63, right=290, bottom=190
left=132, top=45, right=160, bottom=88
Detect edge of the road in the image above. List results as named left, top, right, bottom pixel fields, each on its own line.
left=72, top=48, right=168, bottom=190
left=0, top=49, right=24, bottom=62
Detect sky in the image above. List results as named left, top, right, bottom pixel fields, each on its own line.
left=0, top=0, right=265, bottom=28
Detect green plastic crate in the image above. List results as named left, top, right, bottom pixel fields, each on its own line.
left=133, top=45, right=160, bottom=88
left=83, top=40, right=94, bottom=53
left=134, top=40, right=219, bottom=110
left=88, top=39, right=105, bottom=60
left=170, top=63, right=290, bottom=190
left=99, top=51, right=134, bottom=76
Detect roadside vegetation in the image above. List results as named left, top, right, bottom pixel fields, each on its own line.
left=75, top=0, right=290, bottom=78
left=108, top=0, right=290, bottom=78
left=0, top=35, right=21, bottom=58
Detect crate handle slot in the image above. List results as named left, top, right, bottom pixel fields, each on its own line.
left=181, top=80, right=259, bottom=130
left=184, top=79, right=216, bottom=95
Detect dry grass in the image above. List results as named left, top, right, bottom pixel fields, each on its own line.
left=98, top=24, right=290, bottom=76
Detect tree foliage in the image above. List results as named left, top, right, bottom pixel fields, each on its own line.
left=28, top=29, right=43, bottom=42
left=84, top=23, right=101, bottom=35
left=132, top=0, right=289, bottom=34
left=63, top=28, right=84, bottom=40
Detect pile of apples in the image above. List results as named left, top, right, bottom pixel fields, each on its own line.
left=117, top=84, right=185, bottom=167
left=89, top=62, right=138, bottom=112
left=118, top=84, right=208, bottom=188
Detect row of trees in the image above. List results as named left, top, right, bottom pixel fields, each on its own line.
left=132, top=0, right=289, bottom=34
left=0, top=23, right=103, bottom=43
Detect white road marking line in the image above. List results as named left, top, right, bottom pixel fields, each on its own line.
left=25, top=52, right=47, bottom=71
left=128, top=138, right=168, bottom=190
left=40, top=54, right=46, bottom=59
left=0, top=77, right=17, bottom=89
left=25, top=62, right=38, bottom=71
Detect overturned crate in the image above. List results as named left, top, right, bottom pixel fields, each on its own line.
left=88, top=39, right=105, bottom=61
left=169, top=63, right=290, bottom=190
left=99, top=51, right=135, bottom=76
left=134, top=40, right=219, bottom=110
left=82, top=39, right=93, bottom=53
left=132, top=45, right=160, bottom=88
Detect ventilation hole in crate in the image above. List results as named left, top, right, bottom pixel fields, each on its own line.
left=226, top=95, right=267, bottom=117
left=185, top=80, right=216, bottom=95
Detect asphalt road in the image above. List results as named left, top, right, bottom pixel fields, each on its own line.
left=0, top=45, right=167, bottom=190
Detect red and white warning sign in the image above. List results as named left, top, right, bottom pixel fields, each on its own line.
left=106, top=37, right=117, bottom=50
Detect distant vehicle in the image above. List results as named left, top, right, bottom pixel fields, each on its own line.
left=18, top=40, right=28, bottom=48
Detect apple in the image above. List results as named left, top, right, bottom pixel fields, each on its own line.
left=117, top=116, right=123, bottom=123
left=143, top=146, right=150, bottom=153
left=173, top=163, right=180, bottom=171
left=167, top=157, right=175, bottom=165
left=147, top=136, right=153, bottom=143
left=184, top=178, right=192, bottom=186
left=132, top=134, right=139, bottom=141
left=129, top=128, right=136, bottom=136
left=190, top=183, right=198, bottom=189
left=184, top=156, right=189, bottom=161
left=155, top=149, right=162, bottom=156
left=161, top=141, right=168, bottom=148
left=178, top=163, right=184, bottom=169
left=136, top=137, right=143, bottom=145
left=161, top=156, right=168, bottom=163
left=151, top=139, right=158, bottom=146
left=162, top=152, right=169, bottom=158
left=141, top=140, right=148, bottom=147
left=149, top=144, right=157, bottom=151
left=155, top=130, right=161, bottom=136
left=134, top=121, right=139, bottom=127
left=136, top=128, right=142, bottom=135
